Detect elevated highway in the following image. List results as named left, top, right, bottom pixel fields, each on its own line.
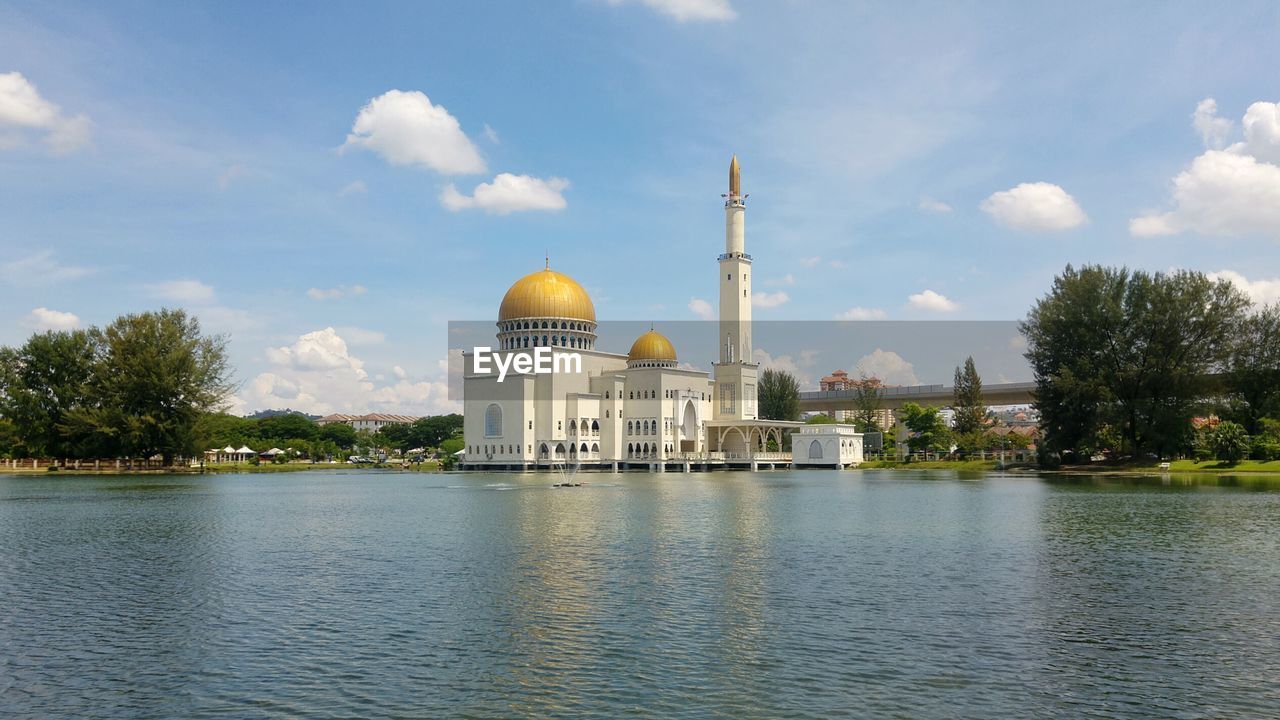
left=799, top=381, right=1036, bottom=413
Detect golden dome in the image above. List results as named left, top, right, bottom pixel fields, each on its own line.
left=498, top=267, right=596, bottom=322
left=628, top=329, right=677, bottom=363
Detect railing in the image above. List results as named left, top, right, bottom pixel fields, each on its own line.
left=668, top=451, right=791, bottom=462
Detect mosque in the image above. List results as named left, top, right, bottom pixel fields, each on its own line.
left=461, top=157, right=829, bottom=470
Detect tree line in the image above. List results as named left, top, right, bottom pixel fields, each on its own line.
left=0, top=308, right=465, bottom=464
left=1023, top=264, right=1280, bottom=465
left=194, top=411, right=463, bottom=463
left=0, top=310, right=232, bottom=463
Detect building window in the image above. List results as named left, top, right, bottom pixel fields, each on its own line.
left=484, top=404, right=502, bottom=437
left=720, top=384, right=736, bottom=413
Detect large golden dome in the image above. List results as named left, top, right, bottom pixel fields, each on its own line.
left=628, top=329, right=677, bottom=363
left=498, top=267, right=596, bottom=322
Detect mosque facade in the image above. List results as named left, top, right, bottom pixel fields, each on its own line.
left=461, top=157, right=802, bottom=470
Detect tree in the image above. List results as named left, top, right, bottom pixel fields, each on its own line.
left=1209, top=420, right=1250, bottom=464
left=319, top=421, right=358, bottom=449
left=0, top=330, right=98, bottom=457
left=900, top=402, right=951, bottom=455
left=409, top=414, right=464, bottom=449
left=951, top=357, right=986, bottom=436
left=194, top=412, right=258, bottom=450
left=1223, top=304, right=1280, bottom=435
left=852, top=374, right=884, bottom=432
left=758, top=368, right=800, bottom=421
left=1021, top=265, right=1249, bottom=461
left=257, top=412, right=318, bottom=444
left=64, top=310, right=233, bottom=463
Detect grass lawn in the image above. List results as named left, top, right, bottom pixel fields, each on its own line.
left=1148, top=459, right=1280, bottom=474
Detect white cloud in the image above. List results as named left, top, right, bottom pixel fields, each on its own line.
left=342, top=89, right=485, bottom=174
left=440, top=173, right=569, bottom=214
left=907, top=289, right=959, bottom=313
left=918, top=197, right=953, bottom=213
left=23, top=307, right=80, bottom=332
left=836, top=306, right=886, bottom=320
left=753, top=347, right=819, bottom=389
left=240, top=327, right=456, bottom=415
left=1193, top=98, right=1233, bottom=150
left=688, top=297, right=714, bottom=320
left=1238, top=100, right=1280, bottom=165
left=799, top=256, right=822, bottom=268
left=482, top=123, right=500, bottom=144
left=752, top=290, right=789, bottom=308
left=609, top=0, right=737, bottom=22
left=266, top=327, right=362, bottom=372
left=855, top=349, right=920, bottom=386
left=0, top=250, right=93, bottom=286
left=340, top=180, right=367, bottom=195
left=0, top=72, right=91, bottom=154
left=1130, top=150, right=1280, bottom=238
left=766, top=273, right=795, bottom=287
left=1206, top=270, right=1280, bottom=307
left=307, top=284, right=367, bottom=301
left=980, top=182, right=1087, bottom=231
left=1132, top=100, right=1280, bottom=239
left=149, top=279, right=215, bottom=303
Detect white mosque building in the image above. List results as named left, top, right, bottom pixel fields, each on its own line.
left=461, top=156, right=811, bottom=470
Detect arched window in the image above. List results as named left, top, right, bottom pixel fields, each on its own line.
left=629, top=391, right=634, bottom=400
left=484, top=404, right=502, bottom=437
left=541, top=321, right=548, bottom=329
left=569, top=419, right=577, bottom=433
left=542, top=335, right=548, bottom=346
left=809, top=439, right=823, bottom=459
left=627, top=421, right=634, bottom=434
left=561, top=335, right=568, bottom=346
left=580, top=443, right=588, bottom=454
left=551, top=321, right=559, bottom=330
left=591, top=420, right=599, bottom=432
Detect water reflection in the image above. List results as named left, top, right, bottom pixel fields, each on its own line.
left=2, top=470, right=1279, bottom=718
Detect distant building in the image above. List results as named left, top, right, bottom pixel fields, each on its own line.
left=317, top=413, right=421, bottom=432
left=818, top=370, right=894, bottom=428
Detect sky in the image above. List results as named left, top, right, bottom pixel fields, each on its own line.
left=2, top=0, right=1278, bottom=415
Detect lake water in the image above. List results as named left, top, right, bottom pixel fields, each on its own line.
left=2, top=469, right=1279, bottom=719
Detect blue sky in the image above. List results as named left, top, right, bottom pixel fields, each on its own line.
left=2, top=1, right=1278, bottom=414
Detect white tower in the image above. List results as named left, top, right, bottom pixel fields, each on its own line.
left=713, top=155, right=758, bottom=421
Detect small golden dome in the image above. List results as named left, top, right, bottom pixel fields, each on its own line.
left=498, top=267, right=596, bottom=322
left=628, top=329, right=677, bottom=363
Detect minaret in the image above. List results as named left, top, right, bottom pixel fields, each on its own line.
left=713, top=155, right=758, bottom=420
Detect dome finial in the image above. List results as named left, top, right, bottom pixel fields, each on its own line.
left=545, top=252, right=549, bottom=270
left=729, top=154, right=740, bottom=197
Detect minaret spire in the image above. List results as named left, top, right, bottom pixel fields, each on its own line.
left=715, top=154, right=756, bottom=420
